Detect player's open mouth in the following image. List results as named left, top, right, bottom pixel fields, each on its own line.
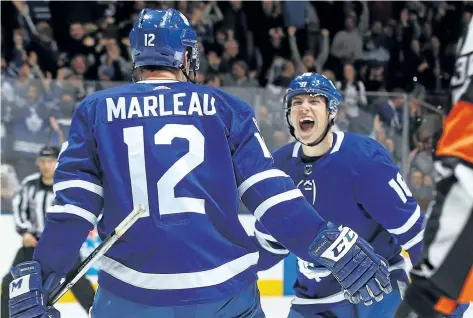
left=299, top=118, right=315, bottom=132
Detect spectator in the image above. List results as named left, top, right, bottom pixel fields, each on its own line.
left=9, top=29, right=29, bottom=70
left=221, top=60, right=258, bottom=87
left=397, top=8, right=421, bottom=52
left=222, top=1, right=251, bottom=62
left=336, top=63, right=367, bottom=132
left=10, top=83, right=63, bottom=165
left=408, top=169, right=424, bottom=199
left=272, top=59, right=296, bottom=87
left=322, top=69, right=337, bottom=84
left=255, top=105, right=273, bottom=145
left=71, top=54, right=92, bottom=80
left=420, top=173, right=434, bottom=208
left=374, top=125, right=395, bottom=155
left=408, top=128, right=434, bottom=176
left=203, top=1, right=224, bottom=26
left=98, top=40, right=131, bottom=81
left=205, top=73, right=221, bottom=88
left=364, top=61, right=386, bottom=93
left=332, top=106, right=350, bottom=133
left=272, top=129, right=290, bottom=151
left=408, top=87, right=425, bottom=149
left=373, top=89, right=406, bottom=134
left=363, top=21, right=391, bottom=65
left=0, top=164, right=20, bottom=212
left=288, top=26, right=329, bottom=74
left=422, top=36, right=453, bottom=92
left=330, top=16, right=364, bottom=67
left=219, top=38, right=240, bottom=73
left=66, top=22, right=95, bottom=57
left=206, top=50, right=222, bottom=74
left=191, top=4, right=215, bottom=46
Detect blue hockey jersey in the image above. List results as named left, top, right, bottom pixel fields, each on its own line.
left=254, top=132, right=424, bottom=310
left=33, top=79, right=332, bottom=307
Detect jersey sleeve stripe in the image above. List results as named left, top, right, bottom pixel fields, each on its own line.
left=329, top=132, right=345, bottom=154
left=254, top=189, right=303, bottom=221
left=53, top=180, right=104, bottom=197
left=254, top=231, right=289, bottom=255
left=292, top=142, right=302, bottom=157
left=292, top=292, right=346, bottom=305
left=238, top=169, right=289, bottom=197
left=401, top=229, right=425, bottom=250
left=387, top=205, right=420, bottom=235
left=254, top=228, right=279, bottom=243
left=47, top=204, right=98, bottom=225
left=100, top=252, right=259, bottom=290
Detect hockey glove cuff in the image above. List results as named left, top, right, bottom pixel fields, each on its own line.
left=9, top=261, right=61, bottom=318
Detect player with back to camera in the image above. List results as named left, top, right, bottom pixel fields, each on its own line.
left=8, top=9, right=393, bottom=318
left=252, top=72, right=468, bottom=317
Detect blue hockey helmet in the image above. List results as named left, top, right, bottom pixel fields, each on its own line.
left=284, top=73, right=342, bottom=112
left=129, top=8, right=199, bottom=77
left=284, top=73, right=342, bottom=146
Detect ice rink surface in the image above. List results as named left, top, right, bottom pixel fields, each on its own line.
left=55, top=296, right=294, bottom=318
left=54, top=297, right=473, bottom=318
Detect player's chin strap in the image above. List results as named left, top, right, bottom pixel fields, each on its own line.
left=179, top=64, right=198, bottom=84
left=286, top=110, right=335, bottom=147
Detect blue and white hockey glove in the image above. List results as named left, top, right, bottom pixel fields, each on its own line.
left=309, top=223, right=393, bottom=306
left=9, top=261, right=61, bottom=318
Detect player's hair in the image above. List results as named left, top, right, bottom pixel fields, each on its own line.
left=137, top=65, right=180, bottom=74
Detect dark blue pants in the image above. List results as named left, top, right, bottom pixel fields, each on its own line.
left=91, top=282, right=265, bottom=318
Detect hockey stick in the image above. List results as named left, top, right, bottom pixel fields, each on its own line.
left=48, top=205, right=147, bottom=305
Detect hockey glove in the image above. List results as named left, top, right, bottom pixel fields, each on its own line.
left=9, top=261, right=61, bottom=318
left=308, top=223, right=393, bottom=306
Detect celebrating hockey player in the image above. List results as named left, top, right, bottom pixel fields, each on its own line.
left=395, top=18, right=473, bottom=318
left=8, top=8, right=393, bottom=318
left=252, top=72, right=468, bottom=317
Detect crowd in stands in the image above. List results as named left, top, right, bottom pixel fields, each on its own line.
left=2, top=0, right=473, bottom=212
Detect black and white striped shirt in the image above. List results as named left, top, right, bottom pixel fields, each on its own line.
left=12, top=172, right=55, bottom=239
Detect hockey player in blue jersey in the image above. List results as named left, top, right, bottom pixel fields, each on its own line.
left=8, top=9, right=393, bottom=318
left=252, top=72, right=468, bottom=317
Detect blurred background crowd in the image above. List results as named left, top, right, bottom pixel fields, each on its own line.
left=2, top=0, right=473, bottom=214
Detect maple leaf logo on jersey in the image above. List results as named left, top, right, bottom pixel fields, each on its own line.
left=296, top=179, right=316, bottom=204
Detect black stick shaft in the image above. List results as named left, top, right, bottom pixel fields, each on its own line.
left=48, top=205, right=146, bottom=305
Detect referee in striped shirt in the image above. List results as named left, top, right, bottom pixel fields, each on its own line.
left=1, top=146, right=95, bottom=318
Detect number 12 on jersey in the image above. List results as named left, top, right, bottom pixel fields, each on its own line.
left=124, top=123, right=272, bottom=218
left=124, top=124, right=205, bottom=218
